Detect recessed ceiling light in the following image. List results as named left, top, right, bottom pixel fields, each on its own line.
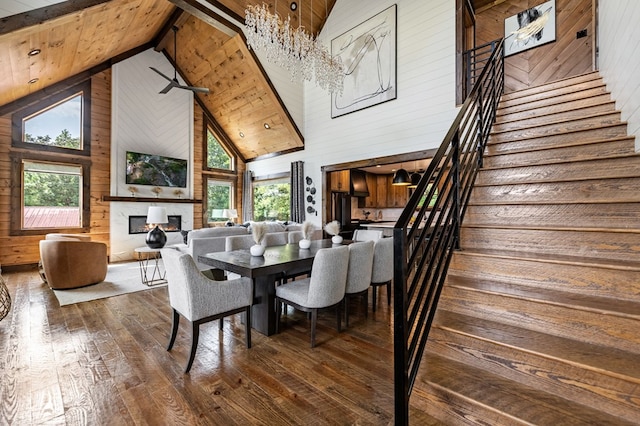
left=264, top=123, right=270, bottom=129
left=28, top=78, right=39, bottom=84
left=28, top=48, right=41, bottom=56
left=239, top=131, right=245, bottom=138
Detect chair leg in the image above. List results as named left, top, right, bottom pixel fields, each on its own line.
left=310, top=309, right=317, bottom=348
left=336, top=302, right=342, bottom=333
left=372, top=286, right=378, bottom=312
left=245, top=306, right=252, bottom=348
left=275, top=299, right=281, bottom=334
left=167, top=308, right=180, bottom=351
left=219, top=318, right=224, bottom=330
left=386, top=281, right=391, bottom=306
left=363, top=292, right=368, bottom=318
left=185, top=321, right=200, bottom=373
left=344, top=297, right=350, bottom=328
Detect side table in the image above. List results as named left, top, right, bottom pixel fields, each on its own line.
left=134, top=247, right=167, bottom=286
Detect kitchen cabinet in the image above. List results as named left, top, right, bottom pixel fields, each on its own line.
left=386, top=175, right=409, bottom=207
left=363, top=173, right=377, bottom=207
left=330, top=170, right=350, bottom=192
left=376, top=175, right=388, bottom=207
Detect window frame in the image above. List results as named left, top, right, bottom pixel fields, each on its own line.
left=10, top=151, right=91, bottom=236
left=252, top=172, right=291, bottom=222
left=11, top=81, right=91, bottom=156
left=204, top=177, right=236, bottom=224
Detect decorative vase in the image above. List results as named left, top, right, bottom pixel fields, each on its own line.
left=146, top=225, right=167, bottom=248
left=331, top=235, right=343, bottom=244
left=299, top=239, right=311, bottom=249
left=250, top=244, right=265, bottom=256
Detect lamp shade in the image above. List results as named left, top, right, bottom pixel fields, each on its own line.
left=223, top=208, right=238, bottom=219
left=408, top=171, right=421, bottom=189
left=146, top=206, right=168, bottom=224
left=392, top=168, right=411, bottom=186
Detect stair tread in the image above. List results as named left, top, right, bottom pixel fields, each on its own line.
left=490, top=111, right=622, bottom=136
left=495, top=99, right=616, bottom=124
left=446, top=275, right=640, bottom=319
left=453, top=248, right=640, bottom=271
left=417, top=353, right=638, bottom=426
left=500, top=72, right=603, bottom=102
left=461, top=223, right=640, bottom=234
left=434, top=310, right=640, bottom=383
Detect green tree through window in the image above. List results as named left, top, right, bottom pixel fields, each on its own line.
left=207, top=129, right=231, bottom=170
left=253, top=180, right=290, bottom=221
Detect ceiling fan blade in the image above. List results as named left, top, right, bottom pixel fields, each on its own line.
left=159, top=81, right=177, bottom=94
left=149, top=67, right=172, bottom=82
left=185, top=86, right=210, bottom=94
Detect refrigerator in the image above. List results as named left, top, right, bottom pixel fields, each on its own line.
left=331, top=192, right=355, bottom=238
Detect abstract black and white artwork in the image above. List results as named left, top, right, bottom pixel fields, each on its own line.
left=504, top=0, right=556, bottom=57
left=331, top=4, right=397, bottom=118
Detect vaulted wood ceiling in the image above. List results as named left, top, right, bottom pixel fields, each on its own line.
left=0, top=0, right=490, bottom=161
left=0, top=0, right=336, bottom=161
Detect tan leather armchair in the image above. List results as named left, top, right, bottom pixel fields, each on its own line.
left=39, top=234, right=108, bottom=290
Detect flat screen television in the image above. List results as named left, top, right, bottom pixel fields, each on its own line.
left=125, top=151, right=187, bottom=188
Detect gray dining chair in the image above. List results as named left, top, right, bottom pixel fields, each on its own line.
left=371, top=237, right=393, bottom=311
left=287, top=230, right=304, bottom=244
left=344, top=240, right=375, bottom=327
left=225, top=234, right=255, bottom=251
left=352, top=229, right=383, bottom=242
left=161, top=248, right=253, bottom=373
left=275, top=245, right=349, bottom=347
left=263, top=231, right=288, bottom=246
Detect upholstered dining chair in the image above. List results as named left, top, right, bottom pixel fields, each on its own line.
left=344, top=240, right=375, bottom=327
left=352, top=229, right=383, bottom=242
left=225, top=234, right=255, bottom=251
left=161, top=248, right=253, bottom=373
left=287, top=230, right=304, bottom=244
left=371, top=237, right=393, bottom=312
left=263, top=231, right=288, bottom=247
left=275, top=245, right=349, bottom=347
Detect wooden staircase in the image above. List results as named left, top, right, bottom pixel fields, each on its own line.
left=415, top=72, right=640, bottom=424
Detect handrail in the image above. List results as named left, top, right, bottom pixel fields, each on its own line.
left=392, top=38, right=504, bottom=425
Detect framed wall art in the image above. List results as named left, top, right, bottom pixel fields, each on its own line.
left=331, top=4, right=397, bottom=118
left=504, top=0, right=556, bottom=57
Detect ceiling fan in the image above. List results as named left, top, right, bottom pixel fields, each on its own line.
left=149, top=26, right=210, bottom=94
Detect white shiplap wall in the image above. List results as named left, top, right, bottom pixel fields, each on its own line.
left=247, top=0, right=458, bottom=228
left=598, top=0, right=640, bottom=151
left=109, top=49, right=194, bottom=261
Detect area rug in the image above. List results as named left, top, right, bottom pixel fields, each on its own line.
left=53, top=261, right=166, bottom=306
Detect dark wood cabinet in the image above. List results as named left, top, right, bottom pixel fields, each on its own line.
left=330, top=170, right=350, bottom=192
left=364, top=173, right=378, bottom=207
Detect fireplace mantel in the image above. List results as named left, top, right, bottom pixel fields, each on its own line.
left=102, top=196, right=201, bottom=204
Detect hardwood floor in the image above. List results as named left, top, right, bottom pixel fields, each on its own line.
left=0, top=268, right=441, bottom=425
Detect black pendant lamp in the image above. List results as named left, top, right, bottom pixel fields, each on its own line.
left=408, top=171, right=421, bottom=188
left=392, top=164, right=411, bottom=186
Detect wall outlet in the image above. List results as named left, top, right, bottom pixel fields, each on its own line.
left=577, top=29, right=588, bottom=39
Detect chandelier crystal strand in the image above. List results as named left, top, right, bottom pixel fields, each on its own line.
left=245, top=2, right=344, bottom=94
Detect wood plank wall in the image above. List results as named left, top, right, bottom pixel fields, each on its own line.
left=476, top=0, right=594, bottom=93
left=0, top=71, right=112, bottom=267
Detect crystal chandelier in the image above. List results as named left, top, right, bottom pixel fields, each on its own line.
left=245, top=2, right=344, bottom=94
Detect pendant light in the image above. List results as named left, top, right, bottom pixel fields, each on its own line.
left=392, top=163, right=411, bottom=186
left=408, top=161, right=421, bottom=189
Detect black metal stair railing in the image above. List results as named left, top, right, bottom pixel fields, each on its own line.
left=392, top=38, right=505, bottom=425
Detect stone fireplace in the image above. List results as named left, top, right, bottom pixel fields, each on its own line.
left=128, top=215, right=182, bottom=234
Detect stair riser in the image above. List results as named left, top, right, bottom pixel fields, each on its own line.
left=484, top=137, right=635, bottom=168
left=427, top=327, right=640, bottom=423
left=490, top=113, right=622, bottom=143
left=439, top=286, right=640, bottom=353
left=500, top=73, right=602, bottom=102
left=469, top=177, right=640, bottom=205
left=477, top=157, right=640, bottom=186
left=499, top=86, right=610, bottom=116
left=487, top=125, right=630, bottom=155
left=459, top=227, right=640, bottom=263
left=463, top=203, right=640, bottom=231
left=495, top=94, right=613, bottom=124
left=494, top=102, right=616, bottom=132
left=499, top=79, right=606, bottom=107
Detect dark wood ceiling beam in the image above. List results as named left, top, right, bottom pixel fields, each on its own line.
left=168, top=0, right=240, bottom=35
left=0, top=0, right=110, bottom=36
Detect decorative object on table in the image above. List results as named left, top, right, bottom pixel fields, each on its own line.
left=173, top=189, right=184, bottom=199
left=223, top=208, right=238, bottom=227
left=151, top=186, right=163, bottom=197
left=504, top=0, right=556, bottom=57
left=299, top=221, right=314, bottom=249
left=250, top=222, right=267, bottom=256
left=146, top=206, right=168, bottom=248
left=324, top=220, right=343, bottom=244
left=128, top=186, right=138, bottom=197
left=244, top=2, right=344, bottom=94
left=331, top=4, right=397, bottom=118
left=0, top=265, right=11, bottom=322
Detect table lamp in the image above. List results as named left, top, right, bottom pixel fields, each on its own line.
left=223, top=208, right=238, bottom=227
left=146, top=206, right=168, bottom=248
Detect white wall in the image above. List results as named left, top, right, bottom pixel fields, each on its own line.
left=110, top=49, right=194, bottom=261
left=247, top=0, right=458, bottom=228
left=598, top=0, right=640, bottom=151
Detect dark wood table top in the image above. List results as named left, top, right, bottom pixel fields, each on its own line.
left=198, top=239, right=342, bottom=279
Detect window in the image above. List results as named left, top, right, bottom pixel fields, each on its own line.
left=206, top=127, right=233, bottom=170
left=10, top=82, right=91, bottom=235
left=253, top=176, right=290, bottom=221
left=206, top=179, right=234, bottom=222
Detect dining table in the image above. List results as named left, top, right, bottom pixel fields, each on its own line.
left=198, top=239, right=343, bottom=336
